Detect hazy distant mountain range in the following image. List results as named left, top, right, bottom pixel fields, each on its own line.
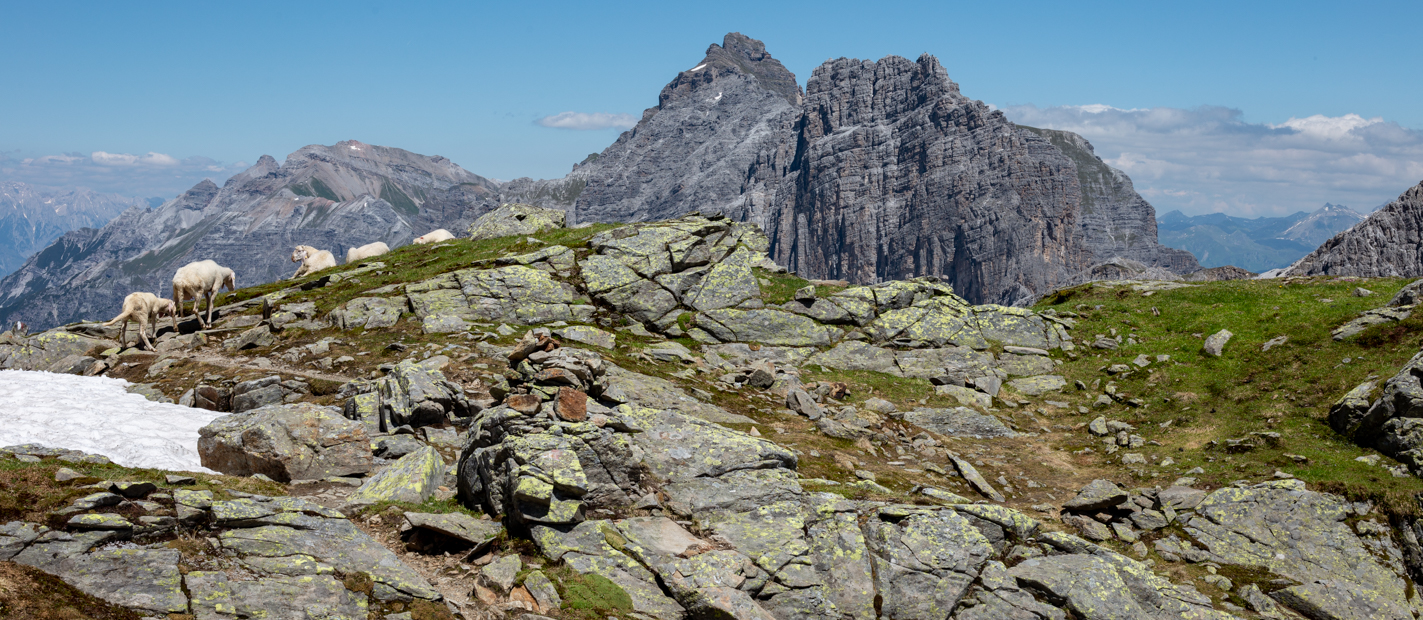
left=0, top=182, right=152, bottom=279
left=1156, top=203, right=1365, bottom=272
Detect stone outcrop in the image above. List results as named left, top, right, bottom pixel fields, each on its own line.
left=2, top=466, right=439, bottom=616
left=197, top=402, right=373, bottom=482
left=467, top=203, right=567, bottom=241
left=1287, top=179, right=1423, bottom=277
left=1333, top=345, right=1423, bottom=475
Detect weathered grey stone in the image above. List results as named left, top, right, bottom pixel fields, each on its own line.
left=804, top=341, right=898, bottom=374
left=19, top=547, right=186, bottom=614
left=1330, top=380, right=1378, bottom=437
left=862, top=508, right=994, bottom=619
left=421, top=314, right=470, bottom=334
left=662, top=468, right=804, bottom=516
left=950, top=456, right=1005, bottom=502
left=186, top=570, right=369, bottom=620
left=694, top=308, right=834, bottom=346
left=902, top=407, right=1016, bottom=438
left=1063, top=479, right=1127, bottom=512
left=552, top=325, right=616, bottom=349
left=347, top=446, right=445, bottom=506
left=1006, top=375, right=1067, bottom=396
left=601, top=366, right=752, bottom=424
left=895, top=347, right=996, bottom=380
left=682, top=247, right=762, bottom=311
left=619, top=405, right=796, bottom=481
left=219, top=520, right=439, bottom=600
left=1271, top=579, right=1411, bottom=620
left=1009, top=553, right=1232, bottom=620
left=1203, top=329, right=1233, bottom=357
left=481, top=554, right=522, bottom=593
left=404, top=512, right=503, bottom=548
left=996, top=353, right=1056, bottom=377
left=407, top=265, right=593, bottom=325
left=377, top=359, right=473, bottom=430
left=934, top=384, right=992, bottom=409
left=523, top=569, right=562, bottom=613
left=467, top=203, right=566, bottom=240
left=198, top=402, right=372, bottom=482
left=330, top=296, right=405, bottom=330
left=1185, top=480, right=1411, bottom=618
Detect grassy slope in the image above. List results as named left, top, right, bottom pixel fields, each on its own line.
left=1037, top=277, right=1423, bottom=513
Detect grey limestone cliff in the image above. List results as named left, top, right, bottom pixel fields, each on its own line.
left=524, top=33, right=1194, bottom=305
left=1286, top=180, right=1423, bottom=277
left=1018, top=127, right=1200, bottom=274
left=0, top=141, right=500, bottom=329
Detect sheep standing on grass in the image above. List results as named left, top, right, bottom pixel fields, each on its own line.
left=104, top=292, right=176, bottom=350
left=346, top=241, right=389, bottom=264
left=290, top=245, right=337, bottom=279
left=172, top=260, right=236, bottom=329
left=413, top=229, right=456, bottom=244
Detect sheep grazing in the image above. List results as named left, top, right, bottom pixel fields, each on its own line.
left=413, top=229, right=456, bottom=244
left=104, top=292, right=177, bottom=350
left=346, top=241, right=389, bottom=264
left=172, top=260, right=237, bottom=329
left=290, top=245, right=337, bottom=279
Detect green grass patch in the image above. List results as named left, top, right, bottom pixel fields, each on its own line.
left=1033, top=277, right=1423, bottom=515
left=548, top=564, right=633, bottom=619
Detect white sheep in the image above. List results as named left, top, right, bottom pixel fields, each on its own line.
left=346, top=241, right=390, bottom=264
left=104, top=292, right=177, bottom=350
left=172, top=260, right=236, bottom=328
left=413, top=229, right=456, bottom=244
left=290, top=245, right=337, bottom=279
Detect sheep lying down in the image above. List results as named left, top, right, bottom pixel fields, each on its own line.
left=172, top=260, right=236, bottom=329
left=291, top=245, right=337, bottom=279
left=346, top=241, right=389, bottom=264
left=414, top=229, right=455, bottom=244
left=105, top=292, right=176, bottom=350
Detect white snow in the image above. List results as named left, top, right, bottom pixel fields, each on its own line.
left=690, top=63, right=707, bottom=72
left=0, top=370, right=223, bottom=473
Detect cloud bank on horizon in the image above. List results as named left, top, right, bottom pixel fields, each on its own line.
left=535, top=111, right=640, bottom=131
left=0, top=150, right=248, bottom=201
left=1003, top=104, right=1423, bottom=218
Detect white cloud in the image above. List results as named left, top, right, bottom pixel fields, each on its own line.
left=0, top=150, right=247, bottom=199
left=90, top=151, right=181, bottom=167
left=1003, top=104, right=1423, bottom=217
left=535, top=111, right=639, bottom=131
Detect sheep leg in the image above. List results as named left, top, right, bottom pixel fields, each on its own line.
left=204, top=289, right=216, bottom=326
left=119, top=319, right=128, bottom=349
left=137, top=315, right=153, bottom=350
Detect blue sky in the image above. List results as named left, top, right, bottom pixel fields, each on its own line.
left=2, top=1, right=1420, bottom=216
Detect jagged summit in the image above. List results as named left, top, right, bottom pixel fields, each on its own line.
left=661, top=32, right=802, bottom=107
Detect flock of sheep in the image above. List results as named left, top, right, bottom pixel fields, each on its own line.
left=102, top=228, right=458, bottom=350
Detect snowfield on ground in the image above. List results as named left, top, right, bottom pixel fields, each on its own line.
left=0, top=370, right=221, bottom=472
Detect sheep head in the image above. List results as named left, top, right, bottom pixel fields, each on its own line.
left=290, top=247, right=308, bottom=263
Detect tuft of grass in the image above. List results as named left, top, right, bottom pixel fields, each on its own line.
left=548, top=564, right=633, bottom=619
left=756, top=269, right=813, bottom=305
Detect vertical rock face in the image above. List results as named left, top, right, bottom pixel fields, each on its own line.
left=0, top=141, right=500, bottom=330
left=1286, top=180, right=1423, bottom=277
left=762, top=55, right=1088, bottom=306
left=1018, top=127, right=1200, bottom=273
left=545, top=33, right=1193, bottom=305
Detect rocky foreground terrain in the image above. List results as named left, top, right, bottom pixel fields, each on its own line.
left=4, top=205, right=1423, bottom=619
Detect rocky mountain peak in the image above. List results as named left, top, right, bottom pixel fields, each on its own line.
left=1286, top=179, right=1423, bottom=277
left=660, top=32, right=802, bottom=107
